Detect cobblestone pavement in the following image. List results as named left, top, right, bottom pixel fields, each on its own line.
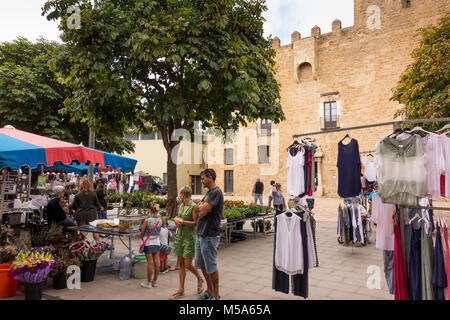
left=7, top=197, right=450, bottom=300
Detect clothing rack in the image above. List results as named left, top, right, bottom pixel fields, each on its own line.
left=293, top=117, right=450, bottom=138
left=399, top=205, right=450, bottom=211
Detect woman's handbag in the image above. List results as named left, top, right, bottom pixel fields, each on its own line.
left=159, top=243, right=173, bottom=255
left=139, top=219, right=160, bottom=254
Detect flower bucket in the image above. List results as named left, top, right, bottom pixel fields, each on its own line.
left=81, top=260, right=97, bottom=282
left=52, top=273, right=67, bottom=290
left=0, top=263, right=18, bottom=299
left=24, top=281, right=44, bottom=300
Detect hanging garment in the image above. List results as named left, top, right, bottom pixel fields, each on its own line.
left=421, top=222, right=436, bottom=300
left=298, top=145, right=311, bottom=198
left=310, top=214, right=319, bottom=267
left=275, top=213, right=304, bottom=275
left=305, top=214, right=317, bottom=268
left=291, top=210, right=310, bottom=298
left=443, top=225, right=450, bottom=300
left=337, top=138, right=362, bottom=198
left=272, top=212, right=290, bottom=295
left=431, top=226, right=448, bottom=300
left=383, top=250, right=395, bottom=295
left=286, top=150, right=305, bottom=197
left=362, top=155, right=377, bottom=182
left=394, top=223, right=409, bottom=300
left=273, top=209, right=315, bottom=299
left=408, top=225, right=422, bottom=300
left=422, top=134, right=443, bottom=198
left=307, top=151, right=313, bottom=196
left=438, top=135, right=450, bottom=198
left=371, top=192, right=395, bottom=251
left=376, top=135, right=427, bottom=206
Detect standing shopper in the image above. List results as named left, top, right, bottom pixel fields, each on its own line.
left=272, top=183, right=286, bottom=214
left=72, top=179, right=104, bottom=241
left=140, top=202, right=162, bottom=289
left=195, top=169, right=224, bottom=300
left=169, top=186, right=205, bottom=300
left=252, top=178, right=264, bottom=205
left=268, top=180, right=275, bottom=208
left=95, top=179, right=108, bottom=219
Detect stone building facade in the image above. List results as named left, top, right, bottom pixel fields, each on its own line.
left=208, top=0, right=449, bottom=199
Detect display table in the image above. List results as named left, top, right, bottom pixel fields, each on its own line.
left=67, top=226, right=141, bottom=259
left=221, top=212, right=275, bottom=246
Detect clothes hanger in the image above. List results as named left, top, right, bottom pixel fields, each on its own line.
left=408, top=126, right=434, bottom=135
left=287, top=140, right=300, bottom=152
left=340, top=134, right=352, bottom=143
left=387, top=128, right=404, bottom=138
left=436, top=123, right=450, bottom=133
left=409, top=212, right=421, bottom=224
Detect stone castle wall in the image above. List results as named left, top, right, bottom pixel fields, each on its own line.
left=209, top=0, right=449, bottom=198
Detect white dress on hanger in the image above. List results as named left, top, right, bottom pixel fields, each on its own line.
left=275, top=212, right=304, bottom=275
left=286, top=150, right=305, bottom=197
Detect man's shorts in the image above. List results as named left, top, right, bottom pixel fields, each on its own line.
left=194, top=236, right=220, bottom=274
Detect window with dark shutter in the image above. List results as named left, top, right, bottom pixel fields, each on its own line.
left=258, top=145, right=270, bottom=164
left=224, top=170, right=234, bottom=193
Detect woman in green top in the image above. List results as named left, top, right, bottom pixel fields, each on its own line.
left=169, top=186, right=204, bottom=300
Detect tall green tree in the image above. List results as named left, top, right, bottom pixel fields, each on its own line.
left=0, top=37, right=134, bottom=154
left=43, top=0, right=285, bottom=199
left=392, top=15, right=449, bottom=127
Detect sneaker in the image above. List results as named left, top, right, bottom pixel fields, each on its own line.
left=151, top=281, right=159, bottom=287
left=140, top=281, right=152, bottom=289
left=198, top=290, right=213, bottom=300
left=162, top=268, right=169, bottom=274
left=208, top=295, right=221, bottom=300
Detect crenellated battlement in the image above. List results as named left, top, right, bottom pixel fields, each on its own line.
left=272, top=0, right=449, bottom=50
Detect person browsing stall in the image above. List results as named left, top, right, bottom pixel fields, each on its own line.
left=169, top=186, right=205, bottom=300
left=195, top=169, right=224, bottom=300
left=46, top=185, right=76, bottom=234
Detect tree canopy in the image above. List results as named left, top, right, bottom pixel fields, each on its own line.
left=392, top=15, right=449, bottom=126
left=0, top=37, right=134, bottom=154
left=43, top=0, right=285, bottom=197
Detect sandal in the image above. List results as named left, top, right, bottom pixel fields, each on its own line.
left=169, top=291, right=185, bottom=300
left=197, top=279, right=205, bottom=295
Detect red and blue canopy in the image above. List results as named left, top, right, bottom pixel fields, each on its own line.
left=0, top=126, right=137, bottom=173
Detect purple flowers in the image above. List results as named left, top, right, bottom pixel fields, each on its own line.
left=8, top=247, right=56, bottom=283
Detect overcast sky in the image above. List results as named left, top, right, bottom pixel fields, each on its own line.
left=0, top=0, right=354, bottom=45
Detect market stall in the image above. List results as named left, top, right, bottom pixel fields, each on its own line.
left=0, top=125, right=138, bottom=299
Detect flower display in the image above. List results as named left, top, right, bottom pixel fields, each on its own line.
left=50, top=249, right=81, bottom=276
left=69, top=241, right=109, bottom=261
left=8, top=246, right=55, bottom=283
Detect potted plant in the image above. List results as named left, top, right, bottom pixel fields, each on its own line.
left=257, top=219, right=265, bottom=233
left=8, top=246, right=55, bottom=300
left=265, top=220, right=272, bottom=231
left=69, top=241, right=109, bottom=282
left=50, top=249, right=81, bottom=289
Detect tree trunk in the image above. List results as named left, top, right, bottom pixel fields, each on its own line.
left=166, top=148, right=178, bottom=200
left=165, top=144, right=179, bottom=218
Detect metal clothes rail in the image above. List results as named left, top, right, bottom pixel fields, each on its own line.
left=293, top=118, right=450, bottom=138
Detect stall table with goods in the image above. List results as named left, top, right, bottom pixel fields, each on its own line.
left=221, top=201, right=274, bottom=246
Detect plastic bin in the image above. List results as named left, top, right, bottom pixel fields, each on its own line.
left=134, top=255, right=147, bottom=279
left=0, top=262, right=18, bottom=299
